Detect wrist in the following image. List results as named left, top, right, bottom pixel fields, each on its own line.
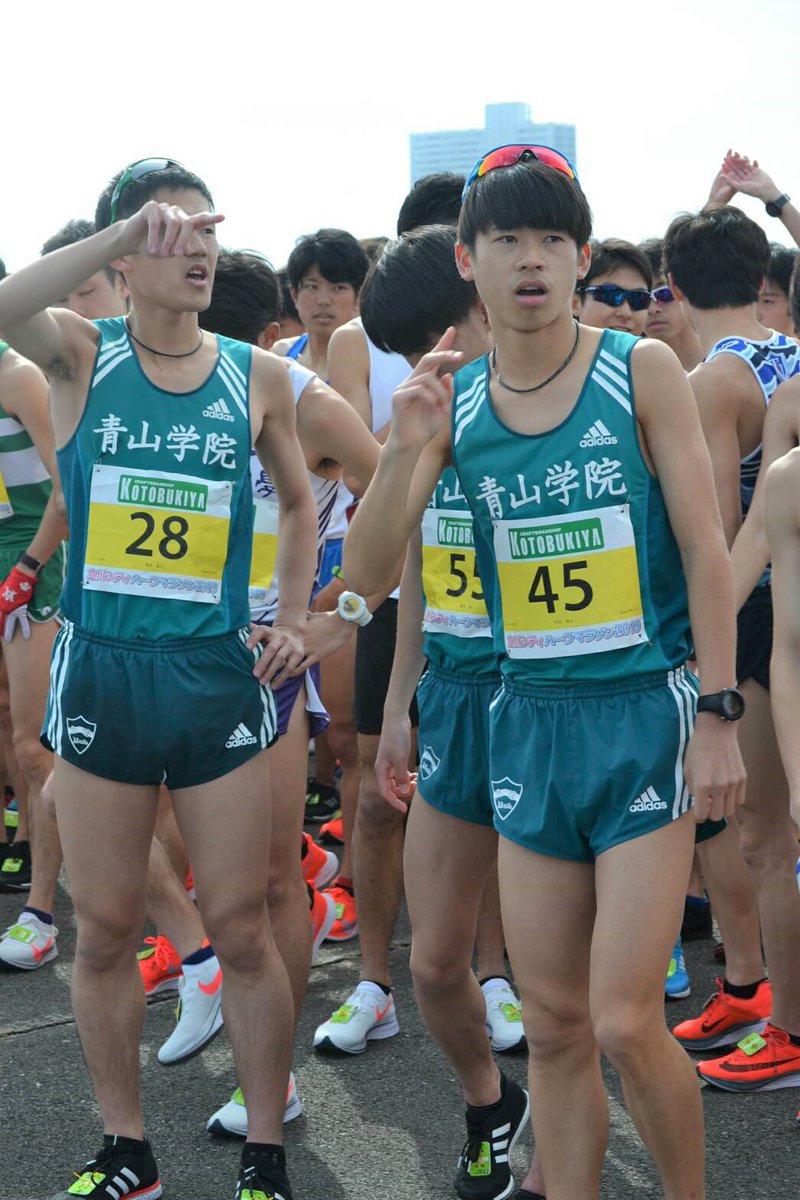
left=15, top=552, right=41, bottom=578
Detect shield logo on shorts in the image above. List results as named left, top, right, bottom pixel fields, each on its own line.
left=418, top=744, right=441, bottom=781
left=66, top=715, right=97, bottom=756
left=491, top=777, right=523, bottom=820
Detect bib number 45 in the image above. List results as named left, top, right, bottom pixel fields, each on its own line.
left=528, top=560, right=592, bottom=613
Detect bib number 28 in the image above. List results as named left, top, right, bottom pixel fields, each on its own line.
left=125, top=512, right=190, bottom=561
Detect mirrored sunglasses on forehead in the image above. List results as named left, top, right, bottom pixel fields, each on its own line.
left=576, top=284, right=652, bottom=312
left=462, top=143, right=580, bottom=202
left=109, top=157, right=184, bottom=223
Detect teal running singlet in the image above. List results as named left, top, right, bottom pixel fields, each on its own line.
left=58, top=318, right=254, bottom=640
left=451, top=330, right=690, bottom=684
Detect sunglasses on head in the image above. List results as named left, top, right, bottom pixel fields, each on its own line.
left=462, top=143, right=580, bottom=202
left=576, top=284, right=652, bottom=312
left=109, top=157, right=183, bottom=223
left=650, top=285, right=675, bottom=305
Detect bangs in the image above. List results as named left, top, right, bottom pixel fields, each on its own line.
left=459, top=161, right=592, bottom=248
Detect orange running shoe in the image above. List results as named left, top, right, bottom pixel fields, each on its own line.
left=301, top=831, right=338, bottom=889
left=319, top=815, right=344, bottom=846
left=137, top=934, right=183, bottom=996
left=697, top=1023, right=800, bottom=1091
left=309, top=886, right=337, bottom=963
left=323, top=881, right=358, bottom=942
left=671, top=976, right=770, bottom=1051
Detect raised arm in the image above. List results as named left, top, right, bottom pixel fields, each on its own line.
left=720, top=153, right=800, bottom=248
left=342, top=332, right=461, bottom=595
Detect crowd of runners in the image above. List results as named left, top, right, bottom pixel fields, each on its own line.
left=0, top=144, right=799, bottom=1200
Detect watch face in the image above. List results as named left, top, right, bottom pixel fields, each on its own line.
left=341, top=596, right=360, bottom=617
left=721, top=690, right=745, bottom=719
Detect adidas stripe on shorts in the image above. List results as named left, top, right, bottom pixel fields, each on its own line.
left=487, top=666, right=698, bottom=861
left=42, top=621, right=277, bottom=788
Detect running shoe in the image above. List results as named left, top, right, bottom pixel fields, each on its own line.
left=310, top=887, right=337, bottom=964
left=157, top=953, right=223, bottom=1064
left=512, top=1192, right=546, bottom=1200
left=0, top=838, right=31, bottom=891
left=481, top=979, right=526, bottom=1053
left=137, top=934, right=183, bottom=996
left=671, top=976, right=771, bottom=1051
left=318, top=815, right=344, bottom=846
left=0, top=910, right=58, bottom=970
left=323, top=881, right=358, bottom=942
left=454, top=1074, right=530, bottom=1200
left=184, top=863, right=195, bottom=900
left=51, top=1135, right=162, bottom=1199
left=206, top=1073, right=302, bottom=1136
left=3, top=790, right=17, bottom=838
left=304, top=778, right=340, bottom=824
left=235, top=1153, right=293, bottom=1200
left=301, top=831, right=338, bottom=889
left=664, top=936, right=691, bottom=1000
left=313, top=982, right=399, bottom=1054
left=696, top=1022, right=800, bottom=1091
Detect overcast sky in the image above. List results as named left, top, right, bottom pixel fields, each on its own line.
left=3, top=0, right=798, bottom=272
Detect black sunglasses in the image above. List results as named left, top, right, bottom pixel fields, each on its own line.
left=576, top=284, right=652, bottom=312
left=109, top=157, right=183, bottom=223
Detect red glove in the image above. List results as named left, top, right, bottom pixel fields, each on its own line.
left=0, top=566, right=34, bottom=640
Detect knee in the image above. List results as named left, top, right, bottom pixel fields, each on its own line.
left=325, top=724, right=357, bottom=767
left=410, top=942, right=469, bottom=995
left=204, top=906, right=268, bottom=974
left=522, top=988, right=593, bottom=1062
left=738, top=818, right=796, bottom=878
left=266, top=860, right=306, bottom=912
left=41, top=771, right=56, bottom=819
left=12, top=730, right=50, bottom=784
left=75, top=912, right=141, bottom=973
left=592, top=1002, right=653, bottom=1073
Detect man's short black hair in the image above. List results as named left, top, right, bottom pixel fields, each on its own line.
left=638, top=237, right=664, bottom=280
left=663, top=204, right=770, bottom=309
left=41, top=218, right=117, bottom=284
left=580, top=238, right=653, bottom=291
left=790, top=257, right=800, bottom=332
left=458, top=161, right=592, bottom=251
left=396, top=173, right=465, bottom=236
left=766, top=243, right=798, bottom=297
left=277, top=267, right=301, bottom=326
left=360, top=236, right=390, bottom=265
left=360, top=225, right=478, bottom=359
left=199, top=250, right=279, bottom=345
left=95, top=164, right=214, bottom=231
left=287, top=228, right=369, bottom=294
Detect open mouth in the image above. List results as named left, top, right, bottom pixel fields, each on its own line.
left=186, top=265, right=208, bottom=284
left=515, top=283, right=546, bottom=297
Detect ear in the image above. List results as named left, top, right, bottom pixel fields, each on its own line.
left=667, top=272, right=686, bottom=302
left=257, top=322, right=282, bottom=352
left=455, top=241, right=474, bottom=282
left=571, top=292, right=582, bottom=318
left=576, top=241, right=592, bottom=281
left=110, top=255, right=133, bottom=275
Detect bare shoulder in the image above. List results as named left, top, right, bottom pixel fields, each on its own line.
left=271, top=336, right=297, bottom=359
left=688, top=352, right=755, bottom=411
left=767, top=445, right=800, bottom=500
left=327, top=320, right=368, bottom=365
left=250, top=346, right=294, bottom=409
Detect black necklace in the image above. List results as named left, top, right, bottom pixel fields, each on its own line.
left=491, top=320, right=580, bottom=394
left=125, top=318, right=204, bottom=359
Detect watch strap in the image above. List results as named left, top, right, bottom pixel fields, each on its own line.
left=16, top=551, right=43, bottom=575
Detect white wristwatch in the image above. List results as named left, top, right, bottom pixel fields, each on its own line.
left=337, top=590, right=373, bottom=627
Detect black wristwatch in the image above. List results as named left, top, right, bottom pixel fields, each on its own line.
left=696, top=688, right=745, bottom=722
left=16, top=551, right=43, bottom=575
left=765, top=194, right=790, bottom=218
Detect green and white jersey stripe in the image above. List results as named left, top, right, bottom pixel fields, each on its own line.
left=0, top=341, right=52, bottom=543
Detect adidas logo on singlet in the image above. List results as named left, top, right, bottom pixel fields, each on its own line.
left=580, top=420, right=617, bottom=448
left=629, top=786, right=668, bottom=813
left=203, top=398, right=235, bottom=422
left=226, top=722, right=258, bottom=749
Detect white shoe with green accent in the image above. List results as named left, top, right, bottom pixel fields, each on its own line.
left=482, top=978, right=526, bottom=1053
left=0, top=910, right=58, bottom=970
left=313, top=982, right=399, bottom=1054
left=206, top=1072, right=302, bottom=1136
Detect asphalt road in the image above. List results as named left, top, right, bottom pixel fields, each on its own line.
left=2, top=869, right=798, bottom=1200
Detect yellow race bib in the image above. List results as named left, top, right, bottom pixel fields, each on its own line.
left=83, top=464, right=232, bottom=604
left=420, top=507, right=491, bottom=639
left=494, top=504, right=648, bottom=658
left=0, top=470, right=14, bottom=520
left=248, top=495, right=279, bottom=608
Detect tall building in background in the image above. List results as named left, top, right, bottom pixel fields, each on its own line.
left=410, top=102, right=576, bottom=184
